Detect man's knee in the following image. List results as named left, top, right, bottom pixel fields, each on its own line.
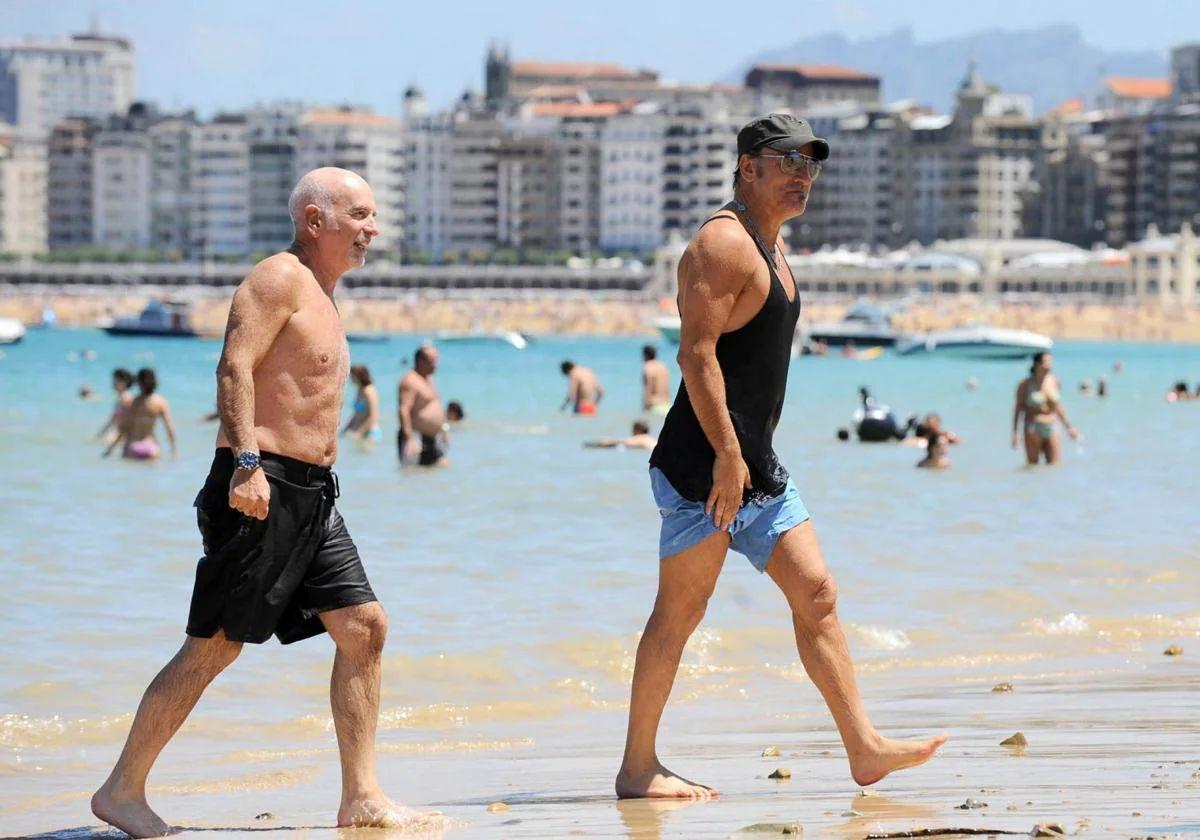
left=331, top=603, right=388, bottom=657
left=792, top=574, right=838, bottom=629
left=179, top=634, right=242, bottom=677
left=649, top=590, right=710, bottom=639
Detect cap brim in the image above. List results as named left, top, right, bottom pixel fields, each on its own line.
left=765, top=137, right=830, bottom=160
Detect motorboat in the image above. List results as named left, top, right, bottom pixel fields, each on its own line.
left=654, top=315, right=680, bottom=345
left=895, top=325, right=1052, bottom=360
left=804, top=301, right=907, bottom=347
left=103, top=299, right=199, bottom=337
left=0, top=317, right=26, bottom=344
left=436, top=330, right=529, bottom=350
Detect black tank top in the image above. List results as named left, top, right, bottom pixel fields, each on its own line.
left=649, top=208, right=802, bottom=504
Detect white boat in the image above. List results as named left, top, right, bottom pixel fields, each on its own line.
left=896, top=325, right=1052, bottom=359
left=436, top=330, right=529, bottom=350
left=804, top=301, right=907, bottom=347
left=103, top=300, right=198, bottom=337
left=654, top=315, right=680, bottom=344
left=0, top=317, right=26, bottom=344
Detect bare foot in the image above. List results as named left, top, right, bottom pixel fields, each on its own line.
left=91, top=784, right=172, bottom=838
left=615, top=760, right=717, bottom=799
left=849, top=732, right=949, bottom=787
left=338, top=797, right=444, bottom=833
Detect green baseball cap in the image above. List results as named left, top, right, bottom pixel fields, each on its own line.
left=736, top=113, right=830, bottom=161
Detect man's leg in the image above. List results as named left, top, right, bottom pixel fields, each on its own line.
left=765, top=521, right=947, bottom=787
left=320, top=602, right=442, bottom=829
left=616, top=531, right=728, bottom=799
left=92, top=631, right=243, bottom=838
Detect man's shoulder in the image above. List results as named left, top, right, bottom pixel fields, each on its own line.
left=238, top=252, right=307, bottom=298
left=685, top=216, right=758, bottom=272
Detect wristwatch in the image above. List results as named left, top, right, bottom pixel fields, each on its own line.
left=233, top=450, right=262, bottom=471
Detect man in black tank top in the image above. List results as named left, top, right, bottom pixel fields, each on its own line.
left=617, top=115, right=947, bottom=800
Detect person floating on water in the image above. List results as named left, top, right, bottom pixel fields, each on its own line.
left=641, top=344, right=671, bottom=415
left=585, top=420, right=657, bottom=450
left=1012, top=351, right=1078, bottom=465
left=446, top=400, right=465, bottom=423
left=342, top=363, right=382, bottom=442
left=103, top=368, right=177, bottom=461
left=1166, top=381, right=1191, bottom=402
left=617, top=114, right=946, bottom=800
left=398, top=344, right=448, bottom=467
left=560, top=359, right=604, bottom=415
left=91, top=168, right=441, bottom=838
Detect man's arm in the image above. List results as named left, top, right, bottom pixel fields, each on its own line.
left=676, top=224, right=755, bottom=530
left=1011, top=382, right=1025, bottom=447
left=215, top=261, right=298, bottom=518
left=560, top=375, right=577, bottom=412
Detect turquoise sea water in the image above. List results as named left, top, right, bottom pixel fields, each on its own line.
left=1, top=327, right=1198, bottom=836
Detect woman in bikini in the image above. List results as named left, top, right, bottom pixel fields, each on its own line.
left=342, top=364, right=383, bottom=442
left=96, top=368, right=135, bottom=446
left=1012, top=351, right=1077, bottom=466
left=104, top=367, right=177, bottom=461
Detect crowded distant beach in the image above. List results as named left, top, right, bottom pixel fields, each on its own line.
left=3, top=290, right=1200, bottom=343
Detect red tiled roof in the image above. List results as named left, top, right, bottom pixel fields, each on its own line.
left=511, top=61, right=643, bottom=80
left=753, top=63, right=877, bottom=80
left=1103, top=77, right=1171, bottom=99
left=1047, top=97, right=1085, bottom=115
left=301, top=109, right=399, bottom=127
left=526, top=102, right=628, bottom=117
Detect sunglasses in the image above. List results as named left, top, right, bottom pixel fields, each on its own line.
left=753, top=151, right=822, bottom=179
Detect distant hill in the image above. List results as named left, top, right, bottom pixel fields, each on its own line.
left=728, top=24, right=1167, bottom=114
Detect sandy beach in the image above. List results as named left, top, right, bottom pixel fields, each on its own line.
left=2, top=289, right=1200, bottom=342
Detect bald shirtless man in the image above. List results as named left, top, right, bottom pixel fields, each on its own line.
left=91, top=168, right=441, bottom=837
left=398, top=344, right=448, bottom=467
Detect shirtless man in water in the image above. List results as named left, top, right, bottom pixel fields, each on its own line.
left=103, top=368, right=177, bottom=460
left=617, top=115, right=946, bottom=800
left=398, top=344, right=448, bottom=467
left=641, top=345, right=671, bottom=414
left=92, top=168, right=441, bottom=837
left=560, top=360, right=604, bottom=414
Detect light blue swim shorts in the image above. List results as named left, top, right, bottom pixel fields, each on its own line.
left=649, top=466, right=811, bottom=572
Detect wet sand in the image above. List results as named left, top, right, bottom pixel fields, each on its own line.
left=5, top=651, right=1197, bottom=839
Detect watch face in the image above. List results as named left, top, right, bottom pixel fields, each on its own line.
left=236, top=452, right=260, bottom=470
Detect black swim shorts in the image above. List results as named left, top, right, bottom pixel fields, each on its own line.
left=186, top=449, right=377, bottom=645
left=396, top=430, right=445, bottom=466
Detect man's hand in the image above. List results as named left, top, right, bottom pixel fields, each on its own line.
left=1011, top=431, right=1020, bottom=449
left=706, top=451, right=751, bottom=531
left=402, top=436, right=421, bottom=463
left=229, top=469, right=270, bottom=520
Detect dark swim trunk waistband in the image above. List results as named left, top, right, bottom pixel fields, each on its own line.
left=213, top=447, right=333, bottom=485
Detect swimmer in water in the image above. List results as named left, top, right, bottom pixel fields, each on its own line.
left=104, top=367, right=177, bottom=460
left=560, top=360, right=604, bottom=415
left=342, top=364, right=383, bottom=442
left=1012, top=351, right=1077, bottom=465
left=585, top=420, right=657, bottom=450
left=642, top=345, right=671, bottom=415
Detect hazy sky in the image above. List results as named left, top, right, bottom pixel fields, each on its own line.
left=3, top=0, right=1195, bottom=117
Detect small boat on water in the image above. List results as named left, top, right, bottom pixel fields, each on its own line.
left=895, top=325, right=1052, bottom=360
left=437, top=330, right=530, bottom=350
left=0, top=317, right=26, bottom=345
left=805, top=301, right=907, bottom=347
left=654, top=315, right=681, bottom=344
left=347, top=332, right=391, bottom=344
left=103, top=300, right=199, bottom=338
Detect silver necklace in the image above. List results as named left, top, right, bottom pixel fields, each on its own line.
left=731, top=198, right=782, bottom=271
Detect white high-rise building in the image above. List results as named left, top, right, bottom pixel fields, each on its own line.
left=0, top=33, right=135, bottom=136
left=0, top=126, right=48, bottom=255
left=297, top=108, right=405, bottom=256
left=599, top=104, right=663, bottom=253
left=93, top=108, right=155, bottom=251
left=191, top=115, right=251, bottom=259
left=404, top=111, right=454, bottom=261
